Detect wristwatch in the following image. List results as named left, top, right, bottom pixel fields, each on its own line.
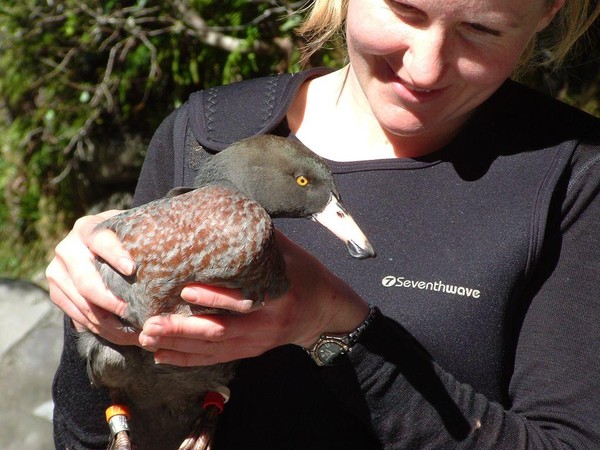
left=306, top=306, right=379, bottom=366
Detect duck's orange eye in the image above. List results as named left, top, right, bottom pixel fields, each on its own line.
left=296, top=175, right=309, bottom=187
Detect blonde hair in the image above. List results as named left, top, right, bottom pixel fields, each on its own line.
left=297, top=0, right=348, bottom=62
left=297, top=0, right=600, bottom=71
left=532, top=0, right=600, bottom=67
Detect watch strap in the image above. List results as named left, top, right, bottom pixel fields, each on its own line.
left=306, top=305, right=379, bottom=366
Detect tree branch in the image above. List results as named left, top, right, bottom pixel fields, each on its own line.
left=170, top=0, right=272, bottom=54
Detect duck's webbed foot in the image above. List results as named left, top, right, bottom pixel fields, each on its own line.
left=178, top=387, right=230, bottom=450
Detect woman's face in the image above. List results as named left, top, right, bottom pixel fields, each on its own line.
left=345, top=0, right=562, bottom=146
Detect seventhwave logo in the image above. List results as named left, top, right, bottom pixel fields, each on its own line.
left=382, top=276, right=481, bottom=299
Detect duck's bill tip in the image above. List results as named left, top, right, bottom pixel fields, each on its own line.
left=312, top=194, right=376, bottom=259
left=347, top=240, right=376, bottom=260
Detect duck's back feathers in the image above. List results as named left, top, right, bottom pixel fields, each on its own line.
left=97, top=184, right=288, bottom=328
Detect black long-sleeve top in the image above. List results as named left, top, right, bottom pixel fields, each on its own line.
left=53, top=70, right=600, bottom=449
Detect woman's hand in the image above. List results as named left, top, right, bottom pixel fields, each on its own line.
left=139, top=231, right=370, bottom=367
left=45, top=211, right=140, bottom=346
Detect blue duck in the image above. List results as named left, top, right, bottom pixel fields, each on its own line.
left=77, top=134, right=375, bottom=450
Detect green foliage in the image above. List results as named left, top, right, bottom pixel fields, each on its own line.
left=0, top=0, right=320, bottom=279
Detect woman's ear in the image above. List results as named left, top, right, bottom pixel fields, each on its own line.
left=536, top=0, right=566, bottom=32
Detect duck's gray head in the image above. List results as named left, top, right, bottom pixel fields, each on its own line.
left=197, top=135, right=375, bottom=259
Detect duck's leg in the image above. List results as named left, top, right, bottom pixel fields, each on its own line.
left=178, top=387, right=230, bottom=450
left=106, top=399, right=133, bottom=450
left=111, top=430, right=133, bottom=450
left=178, top=408, right=218, bottom=450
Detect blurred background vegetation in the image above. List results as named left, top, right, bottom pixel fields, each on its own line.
left=0, top=0, right=599, bottom=282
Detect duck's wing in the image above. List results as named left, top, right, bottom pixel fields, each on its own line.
left=97, top=185, right=288, bottom=322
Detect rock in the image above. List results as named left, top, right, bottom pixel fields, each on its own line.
left=0, top=278, right=63, bottom=450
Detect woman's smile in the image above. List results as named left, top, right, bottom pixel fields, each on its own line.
left=386, top=66, right=447, bottom=105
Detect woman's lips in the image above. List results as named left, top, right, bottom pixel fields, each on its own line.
left=384, top=65, right=445, bottom=103
left=392, top=76, right=445, bottom=103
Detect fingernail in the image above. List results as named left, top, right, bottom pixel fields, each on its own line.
left=242, top=300, right=258, bottom=311
left=118, top=257, right=135, bottom=275
left=154, top=353, right=171, bottom=365
left=181, top=287, right=197, bottom=302
left=140, top=335, right=158, bottom=350
left=143, top=322, right=163, bottom=336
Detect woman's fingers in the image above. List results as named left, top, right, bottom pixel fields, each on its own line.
left=74, top=211, right=136, bottom=276
left=48, top=229, right=126, bottom=316
left=151, top=336, right=271, bottom=367
left=46, top=210, right=139, bottom=346
left=181, top=285, right=257, bottom=313
left=143, top=314, right=228, bottom=342
left=140, top=312, right=280, bottom=366
left=47, top=259, right=139, bottom=345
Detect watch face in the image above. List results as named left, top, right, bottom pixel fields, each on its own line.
left=317, top=340, right=346, bottom=365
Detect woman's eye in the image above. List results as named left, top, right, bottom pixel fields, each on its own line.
left=466, top=22, right=502, bottom=37
left=391, top=1, right=418, bottom=12
left=391, top=1, right=420, bottom=15
left=389, top=1, right=426, bottom=24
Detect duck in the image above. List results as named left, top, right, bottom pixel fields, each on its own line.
left=76, top=134, right=376, bottom=450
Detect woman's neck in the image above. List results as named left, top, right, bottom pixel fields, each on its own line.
left=287, top=66, right=461, bottom=162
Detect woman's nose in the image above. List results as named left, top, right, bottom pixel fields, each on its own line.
left=402, top=28, right=448, bottom=87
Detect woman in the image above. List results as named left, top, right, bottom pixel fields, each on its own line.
left=48, top=0, right=600, bottom=448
